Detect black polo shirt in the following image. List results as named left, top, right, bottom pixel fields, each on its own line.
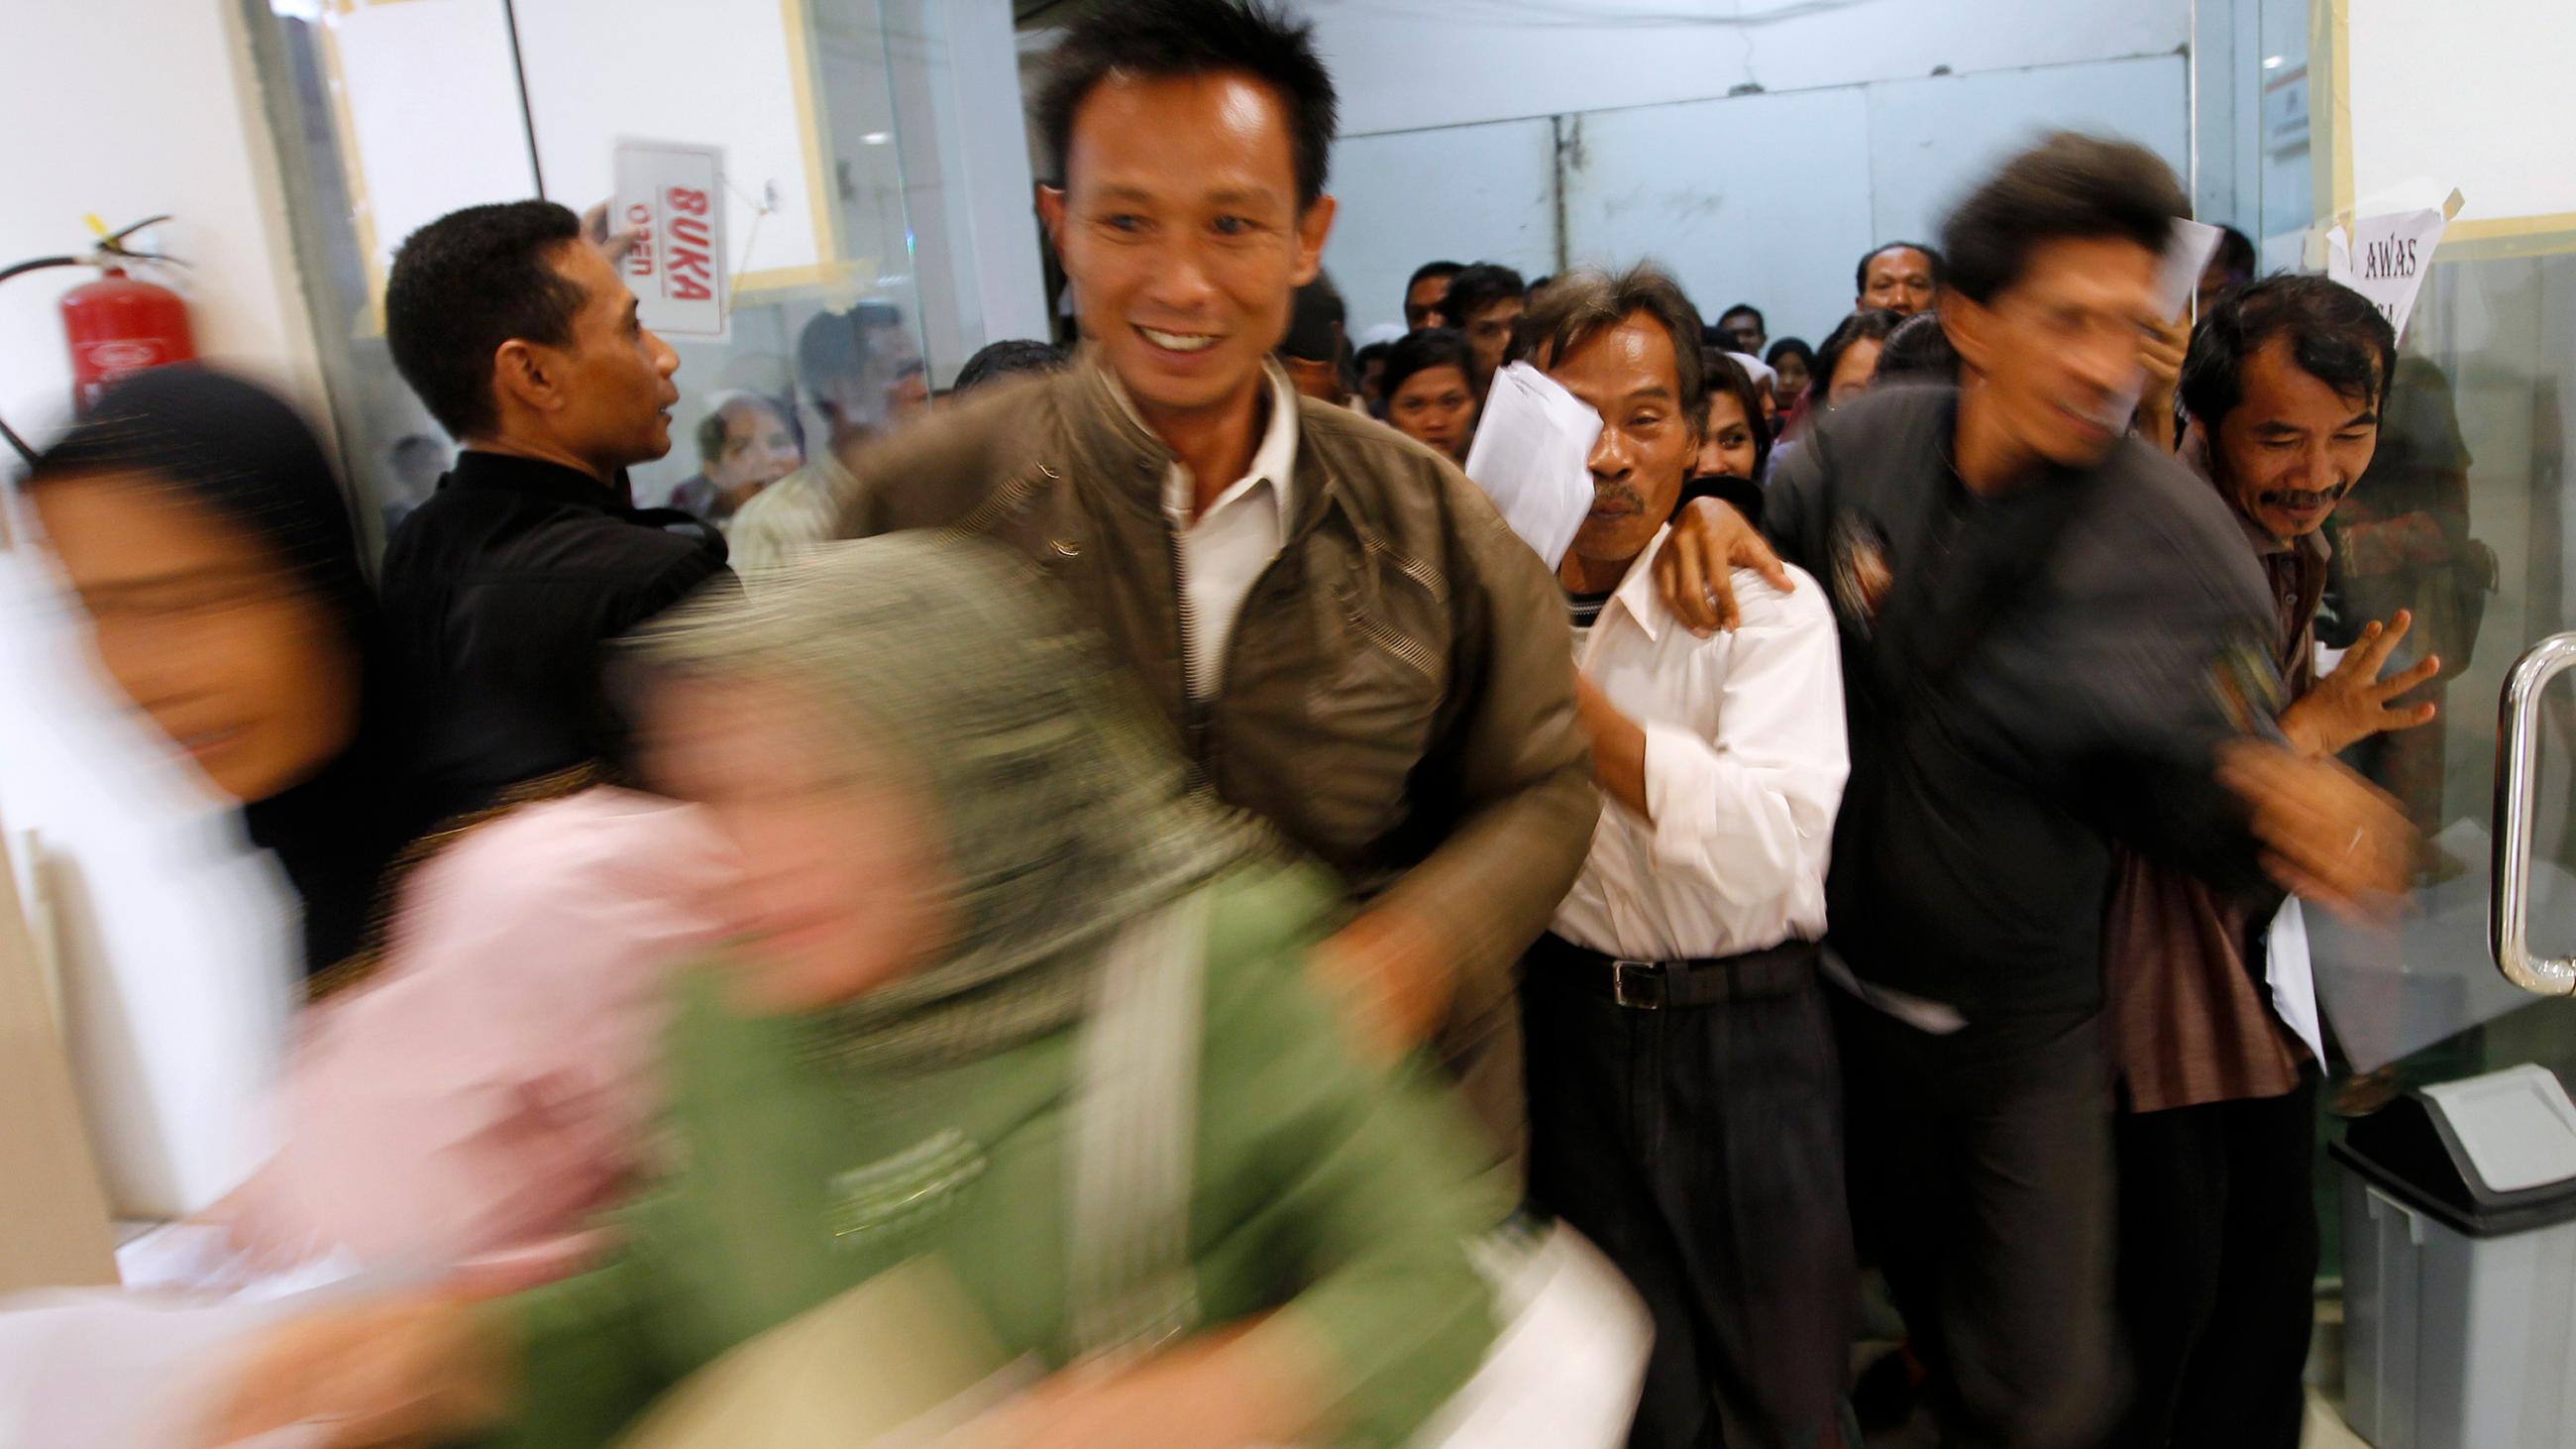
left=1765, top=386, right=2278, bottom=1017
left=379, top=450, right=730, bottom=825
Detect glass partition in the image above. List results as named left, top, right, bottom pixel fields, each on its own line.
left=2221, top=0, right=2576, bottom=1095
left=243, top=0, right=944, bottom=543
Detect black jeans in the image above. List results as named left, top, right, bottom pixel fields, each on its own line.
left=1834, top=992, right=2116, bottom=1449
left=2109, top=1078, right=2318, bottom=1449
left=1522, top=951, right=1854, bottom=1449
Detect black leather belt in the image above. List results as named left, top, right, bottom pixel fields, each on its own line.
left=1531, top=933, right=1819, bottom=1009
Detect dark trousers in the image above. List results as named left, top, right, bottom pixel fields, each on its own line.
left=1522, top=949, right=1854, bottom=1449
left=1834, top=992, right=2116, bottom=1449
left=2109, top=1079, right=2318, bottom=1449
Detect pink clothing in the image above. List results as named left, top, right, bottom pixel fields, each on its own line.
left=237, top=787, right=730, bottom=1279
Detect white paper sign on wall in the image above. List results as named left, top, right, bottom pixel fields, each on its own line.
left=2324, top=207, right=2448, bottom=341
left=614, top=140, right=729, bottom=340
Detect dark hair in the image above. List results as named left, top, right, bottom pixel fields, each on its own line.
left=1809, top=307, right=1901, bottom=405
left=30, top=367, right=407, bottom=971
left=1407, top=260, right=1464, bottom=293
left=2180, top=275, right=2396, bottom=432
left=1034, top=0, right=1337, bottom=209
left=1719, top=302, right=1766, bottom=332
left=1698, top=350, right=1773, bottom=478
left=384, top=200, right=587, bottom=438
left=389, top=432, right=446, bottom=464
left=953, top=338, right=1064, bottom=393
left=1379, top=328, right=1476, bottom=406
left=1765, top=336, right=1814, bottom=373
left=31, top=368, right=372, bottom=624
left=1876, top=310, right=1962, bottom=385
left=1854, top=242, right=1945, bottom=296
left=798, top=302, right=907, bottom=398
left=1521, top=265, right=1707, bottom=438
left=2212, top=224, right=2258, bottom=282
left=693, top=391, right=802, bottom=466
left=1280, top=273, right=1346, bottom=362
left=1442, top=263, right=1528, bottom=330
left=1940, top=132, right=2186, bottom=305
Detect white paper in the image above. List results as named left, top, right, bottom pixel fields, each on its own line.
left=2156, top=218, right=2227, bottom=323
left=1460, top=363, right=1603, bottom=571
left=0, top=1259, right=428, bottom=1449
left=2103, top=219, right=2229, bottom=430
left=2324, top=206, right=2448, bottom=341
left=613, top=139, right=730, bottom=339
left=1410, top=1225, right=1652, bottom=1448
left=2266, top=896, right=2326, bottom=1066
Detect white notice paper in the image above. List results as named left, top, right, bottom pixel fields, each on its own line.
left=2266, top=897, right=2326, bottom=1066
left=613, top=139, right=730, bottom=339
left=2156, top=218, right=2227, bottom=324
left=2325, top=207, right=2448, bottom=341
left=1461, top=362, right=1604, bottom=571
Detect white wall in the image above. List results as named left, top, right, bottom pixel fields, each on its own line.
left=1304, top=0, right=2197, bottom=341
left=1306, top=0, right=2189, bottom=139
left=0, top=0, right=322, bottom=1217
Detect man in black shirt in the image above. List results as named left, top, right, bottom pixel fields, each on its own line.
left=380, top=200, right=730, bottom=825
left=1658, top=134, right=2411, bottom=1447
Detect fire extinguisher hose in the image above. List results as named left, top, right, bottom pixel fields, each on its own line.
left=0, top=255, right=86, bottom=466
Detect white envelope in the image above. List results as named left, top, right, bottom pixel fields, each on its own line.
left=2157, top=218, right=2227, bottom=324
left=1461, top=363, right=1604, bottom=571
left=2266, top=896, right=2326, bottom=1067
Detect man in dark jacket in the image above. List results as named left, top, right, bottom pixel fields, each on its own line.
left=829, top=0, right=1593, bottom=1170
left=378, top=200, right=729, bottom=825
left=1657, top=134, right=2413, bottom=1447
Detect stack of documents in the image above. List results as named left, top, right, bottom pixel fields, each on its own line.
left=1462, top=363, right=1603, bottom=571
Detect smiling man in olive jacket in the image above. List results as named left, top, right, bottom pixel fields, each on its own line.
left=824, top=0, right=1593, bottom=1172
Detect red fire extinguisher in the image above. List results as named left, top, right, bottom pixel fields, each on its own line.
left=1, top=215, right=195, bottom=465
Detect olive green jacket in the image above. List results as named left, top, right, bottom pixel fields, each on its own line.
left=482, top=864, right=1509, bottom=1446
left=827, top=352, right=1596, bottom=1161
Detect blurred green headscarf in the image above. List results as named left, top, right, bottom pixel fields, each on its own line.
left=630, top=533, right=1275, bottom=1074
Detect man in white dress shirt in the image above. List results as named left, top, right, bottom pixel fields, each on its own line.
left=1521, top=265, right=1855, bottom=1449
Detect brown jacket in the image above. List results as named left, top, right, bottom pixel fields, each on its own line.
left=830, top=352, right=1597, bottom=1160
left=2105, top=491, right=2325, bottom=1113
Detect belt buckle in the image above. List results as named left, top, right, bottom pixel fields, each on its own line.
left=1611, top=959, right=1664, bottom=1010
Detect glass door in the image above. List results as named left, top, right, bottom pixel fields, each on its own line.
left=2217, top=0, right=2576, bottom=1095
left=241, top=0, right=938, bottom=548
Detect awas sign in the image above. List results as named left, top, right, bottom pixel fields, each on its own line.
left=614, top=140, right=730, bottom=339
left=2325, top=207, right=2448, bottom=342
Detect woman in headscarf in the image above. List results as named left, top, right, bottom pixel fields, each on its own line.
left=26, top=367, right=410, bottom=979
left=190, top=535, right=1507, bottom=1448
left=28, top=369, right=729, bottom=1279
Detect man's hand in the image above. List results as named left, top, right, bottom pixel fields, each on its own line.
left=1653, top=497, right=1792, bottom=635
left=185, top=1293, right=508, bottom=1448
left=2137, top=310, right=2189, bottom=452
left=2217, top=739, right=2416, bottom=920
left=581, top=199, right=647, bottom=268
left=1308, top=908, right=1453, bottom=1063
left=2279, top=609, right=2441, bottom=757
left=1571, top=675, right=1650, bottom=821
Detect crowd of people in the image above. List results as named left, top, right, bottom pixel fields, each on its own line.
left=14, top=1, right=2456, bottom=1446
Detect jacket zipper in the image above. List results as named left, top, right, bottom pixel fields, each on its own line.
left=1165, top=522, right=1213, bottom=786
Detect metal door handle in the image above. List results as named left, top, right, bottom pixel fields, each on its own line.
left=2493, top=632, right=2576, bottom=994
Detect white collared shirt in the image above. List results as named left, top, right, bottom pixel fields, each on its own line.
left=1550, top=525, right=1851, bottom=962
left=724, top=453, right=854, bottom=576
left=1156, top=371, right=1300, bottom=697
